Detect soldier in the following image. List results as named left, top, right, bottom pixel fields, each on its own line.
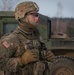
left=0, top=1, right=54, bottom=75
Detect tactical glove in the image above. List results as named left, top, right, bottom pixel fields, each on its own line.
left=45, top=51, right=55, bottom=62
left=17, top=50, right=39, bottom=65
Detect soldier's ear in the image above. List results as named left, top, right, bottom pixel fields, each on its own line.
left=18, top=19, right=21, bottom=22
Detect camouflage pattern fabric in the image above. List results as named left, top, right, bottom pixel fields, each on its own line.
left=0, top=25, right=52, bottom=75
left=15, top=1, right=39, bottom=20
left=0, top=24, right=45, bottom=75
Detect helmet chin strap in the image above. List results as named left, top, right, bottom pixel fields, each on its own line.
left=18, top=18, right=37, bottom=34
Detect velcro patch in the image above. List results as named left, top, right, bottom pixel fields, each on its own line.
left=2, top=41, right=10, bottom=48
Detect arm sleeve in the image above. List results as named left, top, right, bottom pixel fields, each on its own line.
left=0, top=38, right=19, bottom=72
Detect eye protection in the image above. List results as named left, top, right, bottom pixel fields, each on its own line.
left=26, top=12, right=39, bottom=17
left=30, top=13, right=39, bottom=17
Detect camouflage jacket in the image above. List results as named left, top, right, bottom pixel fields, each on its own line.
left=0, top=27, right=44, bottom=75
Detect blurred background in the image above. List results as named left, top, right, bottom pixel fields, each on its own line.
left=0, top=0, right=74, bottom=18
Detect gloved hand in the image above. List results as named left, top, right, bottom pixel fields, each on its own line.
left=45, top=50, right=55, bottom=62
left=17, top=50, right=39, bottom=65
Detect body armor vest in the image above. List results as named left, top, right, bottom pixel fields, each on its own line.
left=13, top=28, right=50, bottom=75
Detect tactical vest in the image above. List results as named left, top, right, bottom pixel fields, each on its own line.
left=2, top=28, right=50, bottom=75
left=13, top=28, right=46, bottom=75
left=13, top=28, right=42, bottom=56
left=13, top=28, right=50, bottom=75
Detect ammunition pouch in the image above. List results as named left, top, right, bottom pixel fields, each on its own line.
left=33, top=61, right=50, bottom=75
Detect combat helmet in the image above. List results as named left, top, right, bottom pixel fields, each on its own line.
left=15, top=1, right=39, bottom=20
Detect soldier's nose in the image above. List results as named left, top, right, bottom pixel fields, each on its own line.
left=35, top=17, right=39, bottom=23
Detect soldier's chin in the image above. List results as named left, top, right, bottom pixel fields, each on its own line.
left=28, top=24, right=37, bottom=29
left=29, top=22, right=38, bottom=28
left=33, top=23, right=38, bottom=27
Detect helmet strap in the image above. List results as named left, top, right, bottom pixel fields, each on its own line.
left=18, top=21, right=36, bottom=34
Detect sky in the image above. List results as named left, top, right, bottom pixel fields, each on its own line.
left=13, top=0, right=74, bottom=18
left=1, top=0, right=74, bottom=18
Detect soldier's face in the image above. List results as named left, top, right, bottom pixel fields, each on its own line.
left=26, top=11, right=39, bottom=26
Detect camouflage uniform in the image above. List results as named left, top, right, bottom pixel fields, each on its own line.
left=0, top=1, right=54, bottom=75
left=0, top=25, right=43, bottom=75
